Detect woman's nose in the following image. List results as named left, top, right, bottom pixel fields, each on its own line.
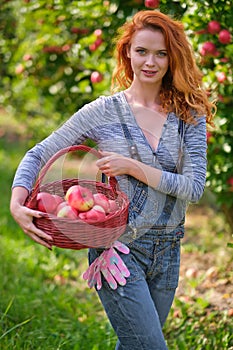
left=145, top=55, right=156, bottom=66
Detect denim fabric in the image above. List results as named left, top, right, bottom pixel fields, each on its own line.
left=89, top=229, right=182, bottom=350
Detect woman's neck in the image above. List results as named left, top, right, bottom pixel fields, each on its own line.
left=125, top=82, right=162, bottom=110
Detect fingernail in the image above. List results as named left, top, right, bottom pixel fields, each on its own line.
left=38, top=212, right=47, bottom=217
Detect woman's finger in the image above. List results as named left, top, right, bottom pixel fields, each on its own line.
left=29, top=232, right=53, bottom=249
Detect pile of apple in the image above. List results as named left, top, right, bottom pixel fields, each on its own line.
left=36, top=184, right=118, bottom=223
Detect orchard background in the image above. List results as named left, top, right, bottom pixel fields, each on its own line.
left=0, top=1, right=233, bottom=348
left=0, top=0, right=232, bottom=234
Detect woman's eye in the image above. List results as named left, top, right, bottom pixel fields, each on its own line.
left=136, top=49, right=146, bottom=55
left=157, top=51, right=167, bottom=57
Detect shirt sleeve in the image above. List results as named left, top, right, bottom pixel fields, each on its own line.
left=156, top=116, right=207, bottom=203
left=11, top=97, right=106, bottom=192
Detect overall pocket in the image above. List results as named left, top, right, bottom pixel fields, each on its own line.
left=152, top=238, right=181, bottom=290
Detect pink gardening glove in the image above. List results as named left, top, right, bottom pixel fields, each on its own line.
left=83, top=241, right=130, bottom=290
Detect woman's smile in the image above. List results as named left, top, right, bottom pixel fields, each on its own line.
left=142, top=69, right=158, bottom=77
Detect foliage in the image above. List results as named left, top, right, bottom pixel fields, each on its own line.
left=181, top=0, right=233, bottom=230
left=0, top=0, right=186, bottom=140
left=0, top=0, right=232, bottom=229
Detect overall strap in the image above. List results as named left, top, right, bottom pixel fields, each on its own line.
left=178, top=118, right=185, bottom=145
left=112, top=96, right=142, bottom=161
left=176, top=118, right=185, bottom=173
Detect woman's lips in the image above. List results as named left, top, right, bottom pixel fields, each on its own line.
left=142, top=70, right=158, bottom=76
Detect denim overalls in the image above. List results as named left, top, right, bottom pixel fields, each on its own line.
left=89, top=102, right=185, bottom=349
left=89, top=183, right=183, bottom=350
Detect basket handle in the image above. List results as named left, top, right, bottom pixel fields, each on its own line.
left=26, top=145, right=118, bottom=208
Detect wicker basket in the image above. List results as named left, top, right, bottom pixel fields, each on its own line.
left=25, top=145, right=129, bottom=250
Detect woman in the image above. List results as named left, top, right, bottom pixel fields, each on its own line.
left=10, top=10, right=215, bottom=350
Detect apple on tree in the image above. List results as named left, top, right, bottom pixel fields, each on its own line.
left=206, top=131, right=213, bottom=144
left=207, top=20, right=221, bottom=34
left=144, top=0, right=160, bottom=8
left=71, top=27, right=89, bottom=35
left=90, top=71, right=103, bottom=83
left=227, top=177, right=233, bottom=191
left=23, top=54, right=33, bottom=61
left=200, top=41, right=217, bottom=56
left=216, top=72, right=227, bottom=83
left=89, top=38, right=103, bottom=52
left=65, top=185, right=94, bottom=211
left=218, top=29, right=231, bottom=44
left=15, top=64, right=24, bottom=75
left=94, top=29, right=102, bottom=38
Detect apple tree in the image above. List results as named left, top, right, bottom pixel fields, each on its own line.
left=181, top=0, right=233, bottom=232
left=0, top=0, right=186, bottom=141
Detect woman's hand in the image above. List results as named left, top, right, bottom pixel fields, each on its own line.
left=96, top=150, right=162, bottom=188
left=10, top=187, right=53, bottom=249
left=96, top=151, right=131, bottom=177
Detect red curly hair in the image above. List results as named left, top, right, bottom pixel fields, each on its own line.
left=111, top=10, right=216, bottom=125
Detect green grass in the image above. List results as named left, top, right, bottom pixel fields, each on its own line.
left=0, top=134, right=232, bottom=349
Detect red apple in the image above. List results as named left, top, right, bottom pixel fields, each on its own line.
left=71, top=27, right=89, bottom=35
left=62, top=44, right=71, bottom=52
left=108, top=199, right=118, bottom=213
left=212, top=50, right=221, bottom=57
left=89, top=38, right=103, bottom=51
left=52, top=194, right=64, bottom=207
left=94, top=29, right=102, bottom=38
left=57, top=204, right=78, bottom=219
left=65, top=185, right=94, bottom=211
left=227, top=177, right=233, bottom=186
left=79, top=205, right=106, bottom=223
left=207, top=20, right=221, bottom=34
left=227, top=177, right=233, bottom=192
left=71, top=27, right=80, bottom=34
left=42, top=46, right=62, bottom=54
left=144, top=0, right=160, bottom=8
left=216, top=72, right=227, bottom=83
left=220, top=57, right=229, bottom=63
left=218, top=29, right=231, bottom=44
left=37, top=192, right=59, bottom=213
left=23, top=54, right=33, bottom=61
left=200, top=41, right=217, bottom=56
left=206, top=131, right=213, bottom=143
left=15, top=64, right=24, bottom=74
left=89, top=43, right=97, bottom=51
left=93, top=193, right=110, bottom=212
left=55, top=201, right=68, bottom=214
left=95, top=38, right=103, bottom=47
left=90, top=71, right=103, bottom=83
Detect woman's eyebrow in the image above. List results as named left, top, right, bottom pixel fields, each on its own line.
left=135, top=46, right=167, bottom=52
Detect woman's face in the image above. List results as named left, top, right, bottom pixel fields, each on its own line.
left=128, top=28, right=169, bottom=87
